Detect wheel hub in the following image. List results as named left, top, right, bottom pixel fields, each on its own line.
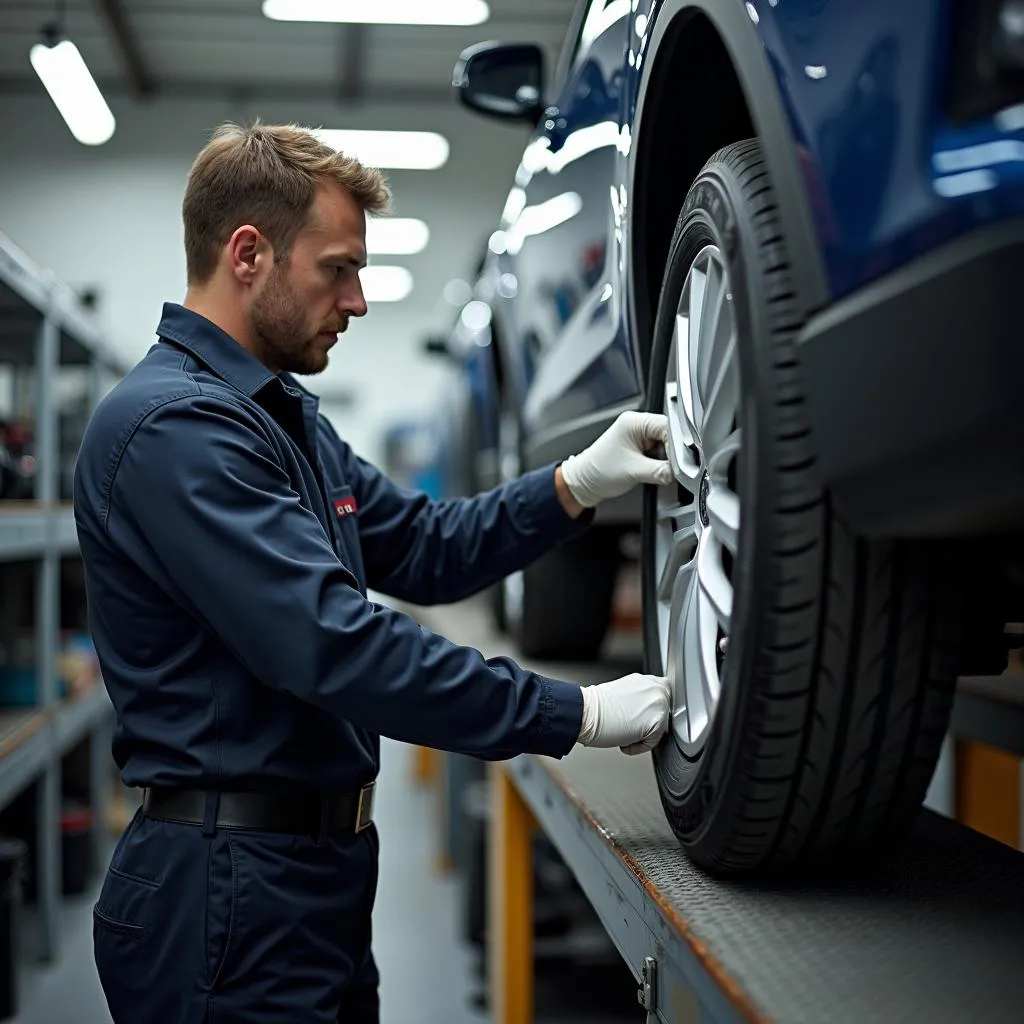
left=652, top=244, right=742, bottom=755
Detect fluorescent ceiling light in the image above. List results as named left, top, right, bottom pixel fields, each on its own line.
left=360, top=265, right=413, bottom=302
left=30, top=39, right=115, bottom=146
left=263, top=0, right=489, bottom=26
left=315, top=129, right=449, bottom=170
left=365, top=218, right=430, bottom=255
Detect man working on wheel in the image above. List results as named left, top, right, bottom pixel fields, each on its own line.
left=74, top=122, right=672, bottom=1024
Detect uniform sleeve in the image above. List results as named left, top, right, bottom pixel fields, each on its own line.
left=107, top=394, right=583, bottom=760
left=340, top=445, right=592, bottom=606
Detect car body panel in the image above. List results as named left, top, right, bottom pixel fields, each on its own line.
left=460, top=0, right=1024, bottom=526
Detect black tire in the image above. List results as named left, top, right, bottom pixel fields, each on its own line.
left=643, top=140, right=970, bottom=875
left=513, top=531, right=621, bottom=661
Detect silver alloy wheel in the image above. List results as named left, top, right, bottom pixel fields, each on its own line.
left=654, top=244, right=742, bottom=755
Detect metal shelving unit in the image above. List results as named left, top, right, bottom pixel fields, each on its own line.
left=0, top=229, right=121, bottom=965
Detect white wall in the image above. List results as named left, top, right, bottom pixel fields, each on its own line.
left=0, top=92, right=528, bottom=463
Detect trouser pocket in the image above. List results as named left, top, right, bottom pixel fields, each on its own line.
left=93, top=817, right=215, bottom=1024
left=206, top=833, right=238, bottom=991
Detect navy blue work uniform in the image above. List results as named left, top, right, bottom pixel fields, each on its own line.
left=73, top=304, right=589, bottom=1023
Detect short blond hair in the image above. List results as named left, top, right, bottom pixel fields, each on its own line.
left=182, top=121, right=392, bottom=284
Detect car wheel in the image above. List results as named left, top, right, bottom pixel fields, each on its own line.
left=491, top=400, right=621, bottom=660
left=642, top=140, right=968, bottom=874
left=513, top=530, right=621, bottom=661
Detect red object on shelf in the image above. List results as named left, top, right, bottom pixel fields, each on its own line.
left=60, top=808, right=92, bottom=833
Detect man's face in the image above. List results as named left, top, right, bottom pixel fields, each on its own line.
left=250, top=182, right=369, bottom=376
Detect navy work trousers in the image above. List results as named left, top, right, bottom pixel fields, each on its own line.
left=93, top=809, right=380, bottom=1023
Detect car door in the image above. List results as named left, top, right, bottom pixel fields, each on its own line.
left=494, top=0, right=638, bottom=464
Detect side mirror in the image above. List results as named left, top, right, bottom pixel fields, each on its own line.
left=452, top=41, right=546, bottom=125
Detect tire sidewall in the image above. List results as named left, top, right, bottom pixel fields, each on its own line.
left=642, top=161, right=774, bottom=851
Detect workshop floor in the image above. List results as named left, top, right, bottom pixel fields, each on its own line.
left=11, top=736, right=639, bottom=1024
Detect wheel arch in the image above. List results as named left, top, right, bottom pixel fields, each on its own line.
left=628, top=1, right=829, bottom=374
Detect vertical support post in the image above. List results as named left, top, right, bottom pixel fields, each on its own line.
left=1018, top=759, right=1024, bottom=852
left=87, top=357, right=109, bottom=416
left=34, top=299, right=61, bottom=963
left=90, top=714, right=113, bottom=867
left=36, top=764, right=61, bottom=963
left=411, top=745, right=439, bottom=788
left=35, top=304, right=58, bottom=509
left=434, top=753, right=454, bottom=875
left=489, top=763, right=535, bottom=1024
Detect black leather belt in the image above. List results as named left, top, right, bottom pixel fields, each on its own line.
left=142, top=784, right=376, bottom=836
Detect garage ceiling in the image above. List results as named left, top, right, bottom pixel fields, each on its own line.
left=0, top=0, right=578, bottom=105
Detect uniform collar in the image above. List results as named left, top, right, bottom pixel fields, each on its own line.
left=156, top=302, right=277, bottom=398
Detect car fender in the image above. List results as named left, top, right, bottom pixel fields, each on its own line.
left=627, top=0, right=830, bottom=367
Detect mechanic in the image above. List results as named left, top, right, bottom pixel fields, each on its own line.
left=73, top=122, right=673, bottom=1024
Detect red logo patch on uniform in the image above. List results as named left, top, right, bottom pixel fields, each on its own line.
left=334, top=496, right=358, bottom=518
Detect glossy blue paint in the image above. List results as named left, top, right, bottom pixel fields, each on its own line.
left=750, top=0, right=1024, bottom=296
left=457, top=0, right=1024, bottom=480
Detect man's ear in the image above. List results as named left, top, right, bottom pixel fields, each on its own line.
left=226, top=225, right=271, bottom=284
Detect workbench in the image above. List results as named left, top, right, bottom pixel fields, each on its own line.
left=491, top=746, right=1024, bottom=1024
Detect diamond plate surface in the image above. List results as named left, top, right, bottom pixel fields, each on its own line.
left=543, top=746, right=1024, bottom=1024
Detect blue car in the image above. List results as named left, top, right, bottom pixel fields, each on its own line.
left=453, top=0, right=1023, bottom=873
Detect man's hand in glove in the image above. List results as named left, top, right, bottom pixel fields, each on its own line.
left=577, top=673, right=672, bottom=755
left=556, top=412, right=672, bottom=516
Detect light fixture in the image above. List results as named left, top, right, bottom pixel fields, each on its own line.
left=263, top=0, right=489, bottom=26
left=30, top=34, right=115, bottom=146
left=366, top=218, right=430, bottom=255
left=360, top=265, right=413, bottom=302
left=314, top=129, right=449, bottom=170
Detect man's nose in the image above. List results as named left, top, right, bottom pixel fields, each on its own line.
left=339, top=282, right=368, bottom=319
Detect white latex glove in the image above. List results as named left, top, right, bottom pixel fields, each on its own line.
left=560, top=411, right=673, bottom=508
left=577, top=673, right=672, bottom=755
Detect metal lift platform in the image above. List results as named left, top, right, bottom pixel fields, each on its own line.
left=491, top=745, right=1024, bottom=1024
left=411, top=600, right=1024, bottom=1023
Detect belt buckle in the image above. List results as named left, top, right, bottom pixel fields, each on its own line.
left=354, top=782, right=375, bottom=833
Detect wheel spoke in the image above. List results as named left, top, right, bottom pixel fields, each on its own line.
left=701, top=330, right=739, bottom=450
left=706, top=428, right=741, bottom=477
left=667, top=565, right=691, bottom=729
left=687, top=264, right=708, bottom=433
left=680, top=564, right=703, bottom=742
left=696, top=530, right=732, bottom=628
left=702, top=273, right=735, bottom=413
left=657, top=525, right=696, bottom=603
left=657, top=500, right=696, bottom=522
left=670, top=565, right=701, bottom=737
left=705, top=484, right=740, bottom=555
left=664, top=381, right=701, bottom=493
left=695, top=258, right=725, bottom=410
left=673, top=313, right=701, bottom=446
left=690, top=586, right=720, bottom=740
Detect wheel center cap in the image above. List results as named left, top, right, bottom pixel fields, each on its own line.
left=698, top=470, right=710, bottom=527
